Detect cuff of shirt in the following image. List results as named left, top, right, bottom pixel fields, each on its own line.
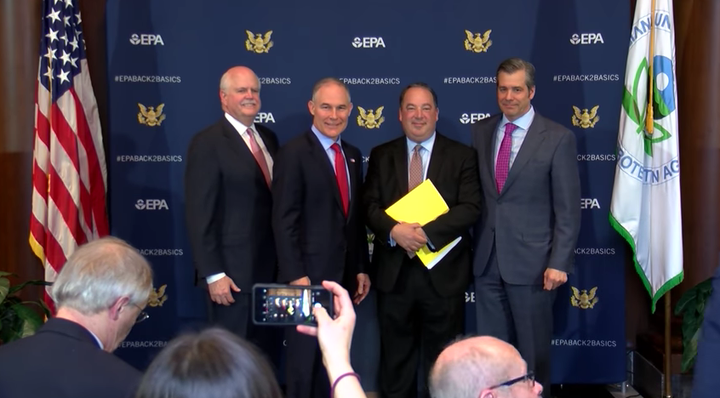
left=206, top=272, right=226, bottom=284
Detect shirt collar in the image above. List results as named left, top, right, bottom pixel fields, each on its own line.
left=406, top=131, right=436, bottom=153
left=500, top=105, right=535, bottom=132
left=90, top=330, right=104, bottom=349
left=224, top=112, right=255, bottom=135
left=311, top=124, right=341, bottom=151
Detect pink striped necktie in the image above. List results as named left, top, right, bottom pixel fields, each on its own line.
left=245, top=128, right=271, bottom=186
left=495, top=123, right=517, bottom=193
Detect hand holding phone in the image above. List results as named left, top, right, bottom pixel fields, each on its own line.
left=252, top=283, right=333, bottom=326
left=297, top=281, right=357, bottom=380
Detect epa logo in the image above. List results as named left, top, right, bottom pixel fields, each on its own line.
left=130, top=34, right=165, bottom=46
left=580, top=198, right=600, bottom=209
left=352, top=37, right=386, bottom=48
left=570, top=33, right=604, bottom=45
left=254, top=112, right=275, bottom=123
left=136, top=199, right=169, bottom=210
left=459, top=113, right=491, bottom=124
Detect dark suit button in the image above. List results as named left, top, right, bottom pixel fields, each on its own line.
left=491, top=226, right=495, bottom=232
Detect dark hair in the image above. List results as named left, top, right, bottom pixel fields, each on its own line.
left=135, top=328, right=282, bottom=398
left=496, top=58, right=536, bottom=89
left=399, top=82, right=438, bottom=108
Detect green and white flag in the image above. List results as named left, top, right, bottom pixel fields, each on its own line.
left=610, top=0, right=683, bottom=313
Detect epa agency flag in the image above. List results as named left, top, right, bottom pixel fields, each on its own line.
left=610, top=0, right=683, bottom=313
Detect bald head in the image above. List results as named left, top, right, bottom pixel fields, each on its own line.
left=220, top=66, right=260, bottom=92
left=429, top=336, right=530, bottom=398
left=219, top=66, right=261, bottom=125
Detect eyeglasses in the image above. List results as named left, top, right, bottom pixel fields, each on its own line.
left=487, top=371, right=535, bottom=390
left=131, top=303, right=149, bottom=324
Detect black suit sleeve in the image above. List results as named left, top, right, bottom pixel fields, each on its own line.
left=363, top=146, right=399, bottom=246
left=422, top=149, right=482, bottom=249
left=184, top=134, right=224, bottom=278
left=271, top=146, right=307, bottom=283
left=353, top=148, right=370, bottom=275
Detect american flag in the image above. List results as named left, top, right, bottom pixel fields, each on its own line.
left=29, top=0, right=109, bottom=311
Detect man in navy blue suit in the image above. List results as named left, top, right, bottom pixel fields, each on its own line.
left=0, top=237, right=153, bottom=398
left=273, top=77, right=370, bottom=398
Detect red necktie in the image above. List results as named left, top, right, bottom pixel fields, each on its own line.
left=330, top=143, right=349, bottom=216
left=246, top=128, right=271, bottom=187
left=495, top=123, right=517, bottom=193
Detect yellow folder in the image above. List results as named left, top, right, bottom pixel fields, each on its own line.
left=385, top=179, right=462, bottom=269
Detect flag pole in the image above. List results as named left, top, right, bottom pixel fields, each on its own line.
left=665, top=292, right=672, bottom=398
left=645, top=0, right=671, bottom=395
left=646, top=0, right=656, bottom=134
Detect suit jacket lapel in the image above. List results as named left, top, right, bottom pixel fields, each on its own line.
left=306, top=131, right=344, bottom=215
left=221, top=119, right=262, bottom=174
left=341, top=141, right=357, bottom=223
left=485, top=119, right=500, bottom=199
left=256, top=126, right=277, bottom=157
left=393, top=138, right=409, bottom=194
left=426, top=133, right=446, bottom=183
left=500, top=116, right=547, bottom=196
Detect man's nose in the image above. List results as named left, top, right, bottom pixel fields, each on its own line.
left=534, top=381, right=543, bottom=396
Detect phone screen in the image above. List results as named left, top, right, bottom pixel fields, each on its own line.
left=252, top=284, right=332, bottom=326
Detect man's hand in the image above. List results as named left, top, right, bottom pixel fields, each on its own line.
left=290, top=276, right=311, bottom=286
left=353, top=273, right=371, bottom=304
left=543, top=268, right=568, bottom=290
left=208, top=276, right=241, bottom=306
left=391, top=222, right=427, bottom=252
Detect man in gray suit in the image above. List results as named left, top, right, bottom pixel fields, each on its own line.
left=470, top=58, right=581, bottom=398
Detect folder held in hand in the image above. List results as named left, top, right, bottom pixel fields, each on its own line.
left=385, top=179, right=462, bottom=269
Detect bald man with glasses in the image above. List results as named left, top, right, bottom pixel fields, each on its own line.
left=429, top=336, right=543, bottom=398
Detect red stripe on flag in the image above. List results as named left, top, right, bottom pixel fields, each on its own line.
left=29, top=213, right=47, bottom=260
left=31, top=161, right=49, bottom=201
left=42, top=229, right=66, bottom=313
left=30, top=160, right=50, bottom=256
left=48, top=101, right=95, bottom=237
left=47, top=166, right=87, bottom=247
left=45, top=222, right=68, bottom=275
left=49, top=102, right=81, bottom=174
left=35, top=108, right=51, bottom=149
left=70, top=88, right=108, bottom=236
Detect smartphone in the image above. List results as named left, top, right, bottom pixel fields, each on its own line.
left=252, top=283, right=333, bottom=326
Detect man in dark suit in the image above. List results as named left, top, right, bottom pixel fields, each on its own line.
left=363, top=82, right=481, bottom=398
left=272, top=77, right=370, bottom=398
left=0, top=237, right=153, bottom=398
left=184, top=66, right=279, bottom=345
left=470, top=58, right=581, bottom=397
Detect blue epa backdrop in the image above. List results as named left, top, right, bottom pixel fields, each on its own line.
left=105, top=0, right=629, bottom=387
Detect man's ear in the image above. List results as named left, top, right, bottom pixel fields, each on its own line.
left=308, top=100, right=315, bottom=116
left=479, top=390, right=495, bottom=398
left=108, top=296, right=130, bottom=321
